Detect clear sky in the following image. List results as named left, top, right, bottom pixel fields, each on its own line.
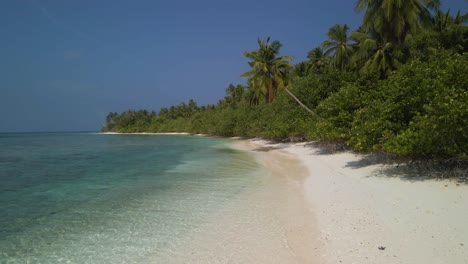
left=1, top=0, right=466, bottom=132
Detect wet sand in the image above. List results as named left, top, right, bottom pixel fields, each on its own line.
left=159, top=140, right=323, bottom=263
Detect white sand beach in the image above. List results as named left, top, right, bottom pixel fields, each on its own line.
left=157, top=139, right=322, bottom=263
left=103, top=133, right=467, bottom=263
left=241, top=139, right=468, bottom=264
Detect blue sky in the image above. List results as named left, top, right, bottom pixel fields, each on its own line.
left=0, top=0, right=466, bottom=132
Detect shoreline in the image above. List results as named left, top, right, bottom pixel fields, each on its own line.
left=145, top=138, right=323, bottom=263
left=102, top=132, right=194, bottom=135
left=230, top=139, right=324, bottom=263
left=102, top=132, right=468, bottom=263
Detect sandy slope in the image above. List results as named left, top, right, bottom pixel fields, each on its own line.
left=157, top=140, right=323, bottom=264
left=248, top=139, right=468, bottom=264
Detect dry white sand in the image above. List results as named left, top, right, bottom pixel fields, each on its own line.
left=248, top=139, right=468, bottom=264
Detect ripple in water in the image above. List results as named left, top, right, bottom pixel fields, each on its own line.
left=0, top=133, right=262, bottom=263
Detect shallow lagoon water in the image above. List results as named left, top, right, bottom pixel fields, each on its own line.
left=0, top=133, right=262, bottom=263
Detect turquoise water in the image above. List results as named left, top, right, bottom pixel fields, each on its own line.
left=0, top=133, right=261, bottom=263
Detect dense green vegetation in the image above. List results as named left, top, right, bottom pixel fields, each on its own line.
left=103, top=0, right=467, bottom=160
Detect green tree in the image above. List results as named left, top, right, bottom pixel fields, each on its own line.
left=225, top=84, right=245, bottom=106
left=292, top=61, right=313, bottom=78
left=356, top=0, right=440, bottom=46
left=351, top=31, right=400, bottom=77
left=431, top=9, right=468, bottom=50
left=241, top=37, right=293, bottom=103
left=307, top=47, right=329, bottom=74
left=244, top=79, right=264, bottom=106
left=322, top=24, right=354, bottom=70
left=185, top=99, right=199, bottom=117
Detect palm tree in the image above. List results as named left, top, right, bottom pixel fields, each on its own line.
left=432, top=9, right=453, bottom=33
left=241, top=37, right=293, bottom=103
left=307, top=47, right=329, bottom=74
left=292, top=61, right=312, bottom=78
left=356, top=0, right=440, bottom=46
left=454, top=10, right=468, bottom=27
left=244, top=80, right=263, bottom=106
left=242, top=37, right=315, bottom=115
left=225, top=84, right=245, bottom=106
left=322, top=24, right=354, bottom=71
left=431, top=9, right=468, bottom=47
left=351, top=31, right=400, bottom=77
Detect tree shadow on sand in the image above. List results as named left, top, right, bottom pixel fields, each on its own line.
left=345, top=153, right=468, bottom=183
left=303, top=142, right=468, bottom=183
left=252, top=144, right=290, bottom=152
left=252, top=146, right=282, bottom=152
left=303, top=141, right=349, bottom=155
left=244, top=138, right=293, bottom=152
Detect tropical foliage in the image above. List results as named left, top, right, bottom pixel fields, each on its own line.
left=103, top=0, right=468, bottom=161
left=241, top=37, right=293, bottom=103
left=356, top=0, right=440, bottom=46
left=323, top=24, right=354, bottom=70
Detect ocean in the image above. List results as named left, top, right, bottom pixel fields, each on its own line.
left=0, top=133, right=264, bottom=263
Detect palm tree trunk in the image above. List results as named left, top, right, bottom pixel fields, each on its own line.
left=268, top=79, right=274, bottom=103
left=284, top=87, right=315, bottom=115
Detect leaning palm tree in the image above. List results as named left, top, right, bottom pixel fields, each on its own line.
left=322, top=24, right=354, bottom=71
left=356, top=0, right=440, bottom=46
left=241, top=37, right=293, bottom=103
left=242, top=37, right=315, bottom=115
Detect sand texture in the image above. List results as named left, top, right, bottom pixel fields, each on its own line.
left=246, top=139, right=468, bottom=264
left=156, top=140, right=322, bottom=263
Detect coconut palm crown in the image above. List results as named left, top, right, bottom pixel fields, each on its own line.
left=356, top=0, right=441, bottom=46
left=241, top=37, right=293, bottom=103
left=322, top=24, right=354, bottom=71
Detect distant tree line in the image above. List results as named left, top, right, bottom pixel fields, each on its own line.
left=103, top=0, right=467, bottom=161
